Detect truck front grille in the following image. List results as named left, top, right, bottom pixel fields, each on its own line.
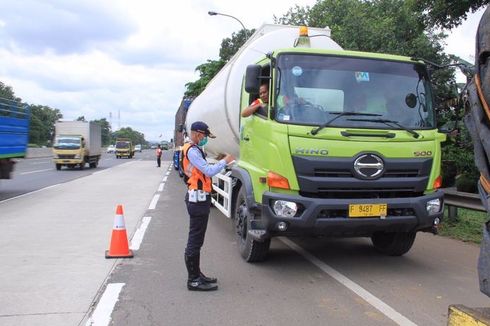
left=57, top=154, right=75, bottom=159
left=292, top=155, right=432, bottom=199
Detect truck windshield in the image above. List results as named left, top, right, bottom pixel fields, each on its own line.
left=274, top=54, right=435, bottom=130
left=54, top=136, right=81, bottom=149
left=116, top=141, right=129, bottom=149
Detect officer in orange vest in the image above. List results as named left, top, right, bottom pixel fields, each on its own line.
left=183, top=121, right=234, bottom=291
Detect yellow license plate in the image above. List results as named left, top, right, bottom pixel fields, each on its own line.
left=349, top=204, right=387, bottom=218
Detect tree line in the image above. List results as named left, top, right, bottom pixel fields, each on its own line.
left=0, top=81, right=148, bottom=147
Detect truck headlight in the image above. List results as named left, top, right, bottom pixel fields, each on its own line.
left=273, top=200, right=298, bottom=218
left=426, top=198, right=441, bottom=214
left=74, top=154, right=81, bottom=159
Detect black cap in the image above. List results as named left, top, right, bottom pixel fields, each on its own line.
left=190, top=121, right=216, bottom=138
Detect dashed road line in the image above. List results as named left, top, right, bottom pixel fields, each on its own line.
left=130, top=216, right=152, bottom=251
left=85, top=283, right=125, bottom=326
left=148, top=194, right=160, bottom=210
left=20, top=168, right=52, bottom=175
left=158, top=183, right=165, bottom=192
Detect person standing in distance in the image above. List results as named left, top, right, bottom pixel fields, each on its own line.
left=182, top=121, right=235, bottom=291
left=155, top=144, right=162, bottom=167
left=241, top=83, right=269, bottom=117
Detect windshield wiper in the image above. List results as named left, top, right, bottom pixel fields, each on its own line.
left=310, top=111, right=382, bottom=135
left=346, top=118, right=420, bottom=138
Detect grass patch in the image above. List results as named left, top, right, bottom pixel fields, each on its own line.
left=439, top=207, right=489, bottom=244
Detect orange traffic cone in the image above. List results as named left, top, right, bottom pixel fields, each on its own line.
left=105, top=204, right=134, bottom=259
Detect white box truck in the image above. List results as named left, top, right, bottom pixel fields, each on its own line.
left=53, top=121, right=102, bottom=170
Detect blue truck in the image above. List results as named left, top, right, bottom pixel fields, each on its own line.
left=0, top=97, right=30, bottom=179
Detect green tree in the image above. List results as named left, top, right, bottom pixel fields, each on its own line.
left=76, top=116, right=86, bottom=121
left=29, top=105, right=62, bottom=146
left=276, top=0, right=455, bottom=105
left=219, top=29, right=254, bottom=61
left=185, top=59, right=225, bottom=97
left=0, top=81, right=18, bottom=101
left=113, top=127, right=146, bottom=146
left=92, top=118, right=112, bottom=146
left=410, top=0, right=489, bottom=29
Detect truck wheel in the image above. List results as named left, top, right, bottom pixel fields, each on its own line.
left=79, top=163, right=84, bottom=170
left=89, top=162, right=96, bottom=168
left=371, top=231, right=416, bottom=256
left=56, top=164, right=61, bottom=170
left=234, top=187, right=270, bottom=262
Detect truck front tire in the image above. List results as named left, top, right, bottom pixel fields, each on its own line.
left=55, top=164, right=61, bottom=170
left=371, top=231, right=416, bottom=256
left=234, top=187, right=270, bottom=262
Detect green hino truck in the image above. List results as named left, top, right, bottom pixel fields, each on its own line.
left=180, top=24, right=446, bottom=262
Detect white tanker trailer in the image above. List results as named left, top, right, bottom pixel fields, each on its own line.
left=179, top=24, right=446, bottom=263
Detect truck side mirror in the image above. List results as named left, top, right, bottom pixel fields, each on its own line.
left=245, top=65, right=261, bottom=94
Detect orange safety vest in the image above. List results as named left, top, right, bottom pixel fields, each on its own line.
left=182, top=143, right=212, bottom=192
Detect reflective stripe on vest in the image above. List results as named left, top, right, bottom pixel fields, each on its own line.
left=182, top=143, right=212, bottom=192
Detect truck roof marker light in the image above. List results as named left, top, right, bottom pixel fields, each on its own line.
left=299, top=26, right=308, bottom=37
left=295, top=26, right=311, bottom=48
left=267, top=171, right=290, bottom=190
left=433, top=175, right=442, bottom=189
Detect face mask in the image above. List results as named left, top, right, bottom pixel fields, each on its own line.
left=198, top=136, right=208, bottom=147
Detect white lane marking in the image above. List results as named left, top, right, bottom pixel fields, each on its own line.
left=165, top=171, right=170, bottom=176
left=29, top=161, right=52, bottom=165
left=93, top=169, right=109, bottom=175
left=279, top=237, right=417, bottom=326
left=130, top=216, right=152, bottom=250
left=148, top=194, right=160, bottom=209
left=158, top=183, right=165, bottom=192
left=85, top=283, right=125, bottom=326
left=0, top=184, right=60, bottom=204
left=20, top=168, right=52, bottom=175
left=162, top=176, right=167, bottom=182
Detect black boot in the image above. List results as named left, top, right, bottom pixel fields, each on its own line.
left=184, top=254, right=218, bottom=291
left=199, top=272, right=217, bottom=284
left=195, top=253, right=217, bottom=284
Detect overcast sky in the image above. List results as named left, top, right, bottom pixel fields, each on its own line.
left=0, top=1, right=486, bottom=142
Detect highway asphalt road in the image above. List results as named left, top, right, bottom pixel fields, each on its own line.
left=0, top=150, right=488, bottom=326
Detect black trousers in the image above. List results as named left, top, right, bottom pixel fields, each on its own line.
left=157, top=156, right=161, bottom=167
left=184, top=194, right=211, bottom=257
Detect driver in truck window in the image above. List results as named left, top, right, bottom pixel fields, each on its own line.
left=241, top=84, right=269, bottom=117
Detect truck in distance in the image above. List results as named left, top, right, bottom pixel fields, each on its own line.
left=115, top=138, right=134, bottom=158
left=53, top=121, right=102, bottom=170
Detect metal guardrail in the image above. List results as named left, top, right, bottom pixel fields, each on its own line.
left=443, top=188, right=486, bottom=219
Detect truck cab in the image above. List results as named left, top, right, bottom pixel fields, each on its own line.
left=115, top=138, right=134, bottom=159
left=53, top=134, right=85, bottom=170
left=234, top=48, right=445, bottom=261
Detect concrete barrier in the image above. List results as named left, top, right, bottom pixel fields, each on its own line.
left=26, top=148, right=53, bottom=158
